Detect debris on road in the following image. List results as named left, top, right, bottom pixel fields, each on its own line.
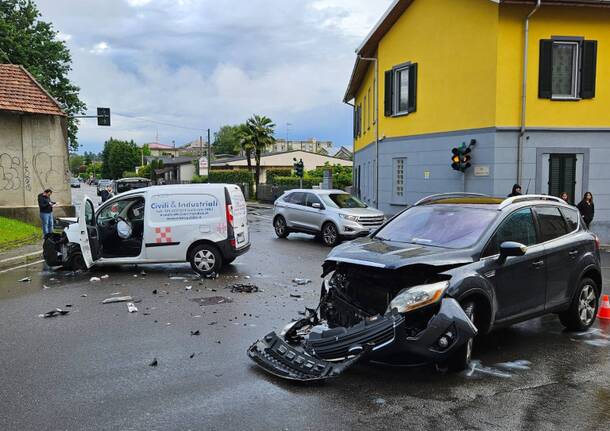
left=81, top=294, right=87, bottom=297
left=189, top=353, right=195, bottom=359
left=102, top=296, right=133, bottom=304
left=90, top=277, right=101, bottom=282
left=39, top=308, right=70, bottom=318
left=289, top=293, right=302, bottom=298
left=185, top=285, right=192, bottom=290
left=100, top=274, right=109, bottom=279
left=127, top=302, right=138, bottom=313
left=152, top=289, right=158, bottom=295
left=18, top=277, right=31, bottom=283
left=170, top=276, right=187, bottom=280
left=191, top=296, right=233, bottom=306
left=190, top=330, right=200, bottom=336
left=149, top=358, right=158, bottom=367
left=227, top=283, right=259, bottom=293
left=292, top=278, right=311, bottom=285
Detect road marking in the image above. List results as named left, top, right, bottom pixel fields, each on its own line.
left=0, top=250, right=43, bottom=266
left=0, top=259, right=45, bottom=274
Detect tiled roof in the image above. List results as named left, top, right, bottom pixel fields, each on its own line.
left=0, top=64, right=65, bottom=116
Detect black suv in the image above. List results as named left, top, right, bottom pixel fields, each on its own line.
left=249, top=194, right=602, bottom=381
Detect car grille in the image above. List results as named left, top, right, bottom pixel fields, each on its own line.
left=357, top=215, right=384, bottom=227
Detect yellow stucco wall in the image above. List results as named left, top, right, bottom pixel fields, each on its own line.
left=496, top=5, right=610, bottom=127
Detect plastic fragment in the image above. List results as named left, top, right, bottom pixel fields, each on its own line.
left=90, top=277, right=101, bottom=282
left=102, top=296, right=133, bottom=304
left=100, top=274, right=109, bottom=279
left=39, top=308, right=70, bottom=318
left=292, top=278, right=311, bottom=285
left=190, top=330, right=200, bottom=336
left=18, top=277, right=31, bottom=283
left=149, top=358, right=158, bottom=367
left=127, top=302, right=138, bottom=313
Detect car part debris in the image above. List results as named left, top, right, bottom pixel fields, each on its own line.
left=189, top=353, right=195, bottom=359
left=90, top=277, right=101, bottom=282
left=289, top=293, right=302, bottom=298
left=227, top=283, right=259, bottom=293
left=185, top=285, right=192, bottom=290
left=102, top=296, right=133, bottom=304
left=149, top=358, right=158, bottom=367
left=191, top=330, right=200, bottom=336
left=127, top=302, right=138, bottom=313
left=170, top=276, right=187, bottom=280
left=18, top=277, right=31, bottom=283
left=191, top=296, right=233, bottom=306
left=152, top=289, right=158, bottom=295
left=100, top=274, right=109, bottom=279
left=292, top=278, right=311, bottom=285
left=81, top=294, right=87, bottom=297
left=39, top=308, right=70, bottom=318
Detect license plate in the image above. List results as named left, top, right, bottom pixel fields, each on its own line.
left=237, top=232, right=245, bottom=243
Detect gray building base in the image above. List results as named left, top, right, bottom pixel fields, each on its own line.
left=354, top=127, right=610, bottom=242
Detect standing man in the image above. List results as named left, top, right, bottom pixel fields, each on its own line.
left=38, top=189, right=55, bottom=237
left=100, top=185, right=113, bottom=202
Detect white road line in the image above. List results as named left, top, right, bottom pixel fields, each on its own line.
left=0, top=259, right=45, bottom=274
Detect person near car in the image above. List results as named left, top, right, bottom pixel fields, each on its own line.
left=507, top=184, right=522, bottom=197
left=37, top=188, right=55, bottom=237
left=560, top=191, right=569, bottom=203
left=577, top=192, right=594, bottom=228
left=100, top=185, right=113, bottom=202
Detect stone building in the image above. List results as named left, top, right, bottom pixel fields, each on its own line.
left=0, top=64, right=72, bottom=224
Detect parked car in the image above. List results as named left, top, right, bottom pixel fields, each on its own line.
left=113, top=177, right=152, bottom=195
left=249, top=193, right=602, bottom=381
left=273, top=189, right=385, bottom=246
left=43, top=184, right=250, bottom=276
left=96, top=179, right=112, bottom=196
left=70, top=178, right=81, bottom=188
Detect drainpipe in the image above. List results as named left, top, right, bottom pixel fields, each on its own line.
left=517, top=0, right=542, bottom=185
left=344, top=99, right=356, bottom=191
left=357, top=54, right=379, bottom=208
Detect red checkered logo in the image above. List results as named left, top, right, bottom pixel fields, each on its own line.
left=155, top=227, right=172, bottom=243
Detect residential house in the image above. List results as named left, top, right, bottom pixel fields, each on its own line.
left=268, top=138, right=333, bottom=155
left=141, top=142, right=180, bottom=157
left=345, top=0, right=610, bottom=239
left=178, top=139, right=209, bottom=157
left=144, top=156, right=196, bottom=183
left=334, top=146, right=353, bottom=161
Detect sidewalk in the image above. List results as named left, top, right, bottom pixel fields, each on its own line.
left=0, top=242, right=44, bottom=271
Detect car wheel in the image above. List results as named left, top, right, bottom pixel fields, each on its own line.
left=559, top=277, right=599, bottom=331
left=65, top=251, right=87, bottom=271
left=189, top=244, right=222, bottom=276
left=274, top=216, right=289, bottom=238
left=224, top=257, right=236, bottom=265
left=321, top=222, right=340, bottom=247
left=446, top=302, right=475, bottom=372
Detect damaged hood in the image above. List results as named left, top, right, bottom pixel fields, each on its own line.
left=326, top=237, right=474, bottom=269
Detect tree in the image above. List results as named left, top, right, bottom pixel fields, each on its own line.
left=141, top=144, right=152, bottom=157
left=242, top=115, right=276, bottom=193
left=101, top=138, right=140, bottom=180
left=214, top=125, right=244, bottom=156
left=0, top=0, right=87, bottom=151
left=69, top=154, right=84, bottom=174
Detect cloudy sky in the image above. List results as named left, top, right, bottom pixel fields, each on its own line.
left=34, top=0, right=393, bottom=153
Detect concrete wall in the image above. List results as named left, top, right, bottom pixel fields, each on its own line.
left=0, top=112, right=73, bottom=224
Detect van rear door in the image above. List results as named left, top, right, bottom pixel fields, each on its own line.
left=225, top=185, right=249, bottom=248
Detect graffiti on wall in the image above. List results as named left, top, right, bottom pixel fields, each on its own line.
left=33, top=152, right=68, bottom=192
left=0, top=151, right=68, bottom=193
left=0, top=153, right=22, bottom=191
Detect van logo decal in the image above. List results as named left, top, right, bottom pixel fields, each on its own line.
left=155, top=227, right=173, bottom=244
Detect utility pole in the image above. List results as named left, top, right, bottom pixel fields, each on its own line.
left=207, top=128, right=211, bottom=184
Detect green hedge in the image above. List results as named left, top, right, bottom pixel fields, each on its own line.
left=266, top=168, right=292, bottom=184
left=273, top=176, right=323, bottom=188
left=192, top=169, right=253, bottom=184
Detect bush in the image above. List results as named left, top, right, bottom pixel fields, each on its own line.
left=266, top=168, right=292, bottom=184
left=273, top=176, right=323, bottom=188
left=192, top=169, right=253, bottom=185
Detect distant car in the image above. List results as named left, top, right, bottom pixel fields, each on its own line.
left=113, top=177, right=152, bottom=195
left=70, top=178, right=81, bottom=188
left=97, top=179, right=112, bottom=196
left=273, top=189, right=385, bottom=246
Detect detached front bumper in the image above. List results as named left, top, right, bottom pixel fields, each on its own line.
left=247, top=298, right=477, bottom=382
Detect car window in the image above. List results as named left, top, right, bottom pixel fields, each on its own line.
left=305, top=193, right=322, bottom=208
left=483, top=208, right=537, bottom=257
left=288, top=192, right=305, bottom=206
left=97, top=199, right=133, bottom=223
left=560, top=207, right=580, bottom=232
left=535, top=206, right=568, bottom=242
left=321, top=193, right=367, bottom=209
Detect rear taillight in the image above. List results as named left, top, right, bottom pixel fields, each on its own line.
left=230, top=239, right=237, bottom=249
left=226, top=204, right=234, bottom=227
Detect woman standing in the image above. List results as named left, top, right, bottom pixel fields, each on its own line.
left=577, top=192, right=594, bottom=229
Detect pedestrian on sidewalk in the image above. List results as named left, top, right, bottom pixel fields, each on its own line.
left=560, top=191, right=569, bottom=203
left=507, top=184, right=522, bottom=197
left=577, top=192, right=594, bottom=229
left=37, top=188, right=55, bottom=238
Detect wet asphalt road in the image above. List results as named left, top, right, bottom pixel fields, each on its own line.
left=1, top=205, right=610, bottom=430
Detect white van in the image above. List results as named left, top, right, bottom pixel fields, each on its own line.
left=43, top=184, right=250, bottom=276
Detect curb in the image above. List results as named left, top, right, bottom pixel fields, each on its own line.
left=0, top=250, right=44, bottom=271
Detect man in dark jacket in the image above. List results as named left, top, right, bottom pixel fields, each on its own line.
left=38, top=189, right=55, bottom=237
left=507, top=184, right=522, bottom=197
left=100, top=185, right=113, bottom=202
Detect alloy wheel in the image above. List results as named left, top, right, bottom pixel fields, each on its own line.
left=275, top=218, right=286, bottom=235
left=323, top=224, right=337, bottom=246
left=578, top=284, right=596, bottom=326
left=194, top=249, right=215, bottom=272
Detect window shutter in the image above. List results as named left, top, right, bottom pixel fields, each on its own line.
left=353, top=106, right=357, bottom=139
left=407, top=63, right=418, bottom=113
left=580, top=40, right=597, bottom=99
left=384, top=70, right=393, bottom=116
left=538, top=39, right=553, bottom=99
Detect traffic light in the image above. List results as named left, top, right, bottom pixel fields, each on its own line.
left=293, top=158, right=304, bottom=178
left=450, top=141, right=473, bottom=172
left=97, top=107, right=111, bottom=126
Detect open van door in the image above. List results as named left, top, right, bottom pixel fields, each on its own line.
left=79, top=197, right=101, bottom=268
left=226, top=185, right=249, bottom=248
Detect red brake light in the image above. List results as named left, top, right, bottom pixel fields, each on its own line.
left=226, top=204, right=234, bottom=227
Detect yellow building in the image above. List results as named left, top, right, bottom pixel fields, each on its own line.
left=344, top=0, right=610, bottom=239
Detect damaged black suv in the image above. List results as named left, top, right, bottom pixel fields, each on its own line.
left=248, top=194, right=602, bottom=382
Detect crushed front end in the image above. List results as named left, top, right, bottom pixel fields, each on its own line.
left=247, top=261, right=477, bottom=382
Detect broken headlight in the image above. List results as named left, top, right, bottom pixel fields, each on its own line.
left=387, top=281, right=449, bottom=314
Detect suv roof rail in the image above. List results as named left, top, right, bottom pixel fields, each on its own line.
left=498, top=194, right=565, bottom=210
left=413, top=193, right=490, bottom=206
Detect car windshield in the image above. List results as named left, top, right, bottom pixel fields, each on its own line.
left=374, top=205, right=497, bottom=248
left=321, top=193, right=367, bottom=209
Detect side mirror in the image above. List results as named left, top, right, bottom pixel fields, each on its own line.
left=312, top=203, right=322, bottom=209
left=498, top=241, right=526, bottom=263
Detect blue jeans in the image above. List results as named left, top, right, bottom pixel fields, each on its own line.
left=40, top=212, right=53, bottom=237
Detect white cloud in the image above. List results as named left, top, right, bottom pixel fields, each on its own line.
left=90, top=41, right=110, bottom=54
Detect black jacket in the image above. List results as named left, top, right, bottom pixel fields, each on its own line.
left=577, top=200, right=594, bottom=223
left=38, top=193, right=53, bottom=213
left=100, top=190, right=113, bottom=202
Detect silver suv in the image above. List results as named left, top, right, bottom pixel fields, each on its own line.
left=273, top=189, right=385, bottom=246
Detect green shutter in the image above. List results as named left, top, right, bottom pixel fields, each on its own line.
left=407, top=63, right=417, bottom=113
left=580, top=40, right=597, bottom=99
left=538, top=39, right=553, bottom=99
left=384, top=70, right=393, bottom=116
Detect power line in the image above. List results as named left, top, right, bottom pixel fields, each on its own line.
left=114, top=111, right=208, bottom=132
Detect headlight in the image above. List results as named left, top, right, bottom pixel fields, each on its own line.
left=339, top=214, right=359, bottom=222
left=387, top=281, right=449, bottom=313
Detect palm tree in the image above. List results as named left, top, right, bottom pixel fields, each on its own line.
left=243, top=115, right=276, bottom=196
left=238, top=124, right=254, bottom=174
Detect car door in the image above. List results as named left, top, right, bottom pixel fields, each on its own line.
left=481, top=207, right=546, bottom=320
left=532, top=206, right=573, bottom=310
left=284, top=192, right=307, bottom=228
left=78, top=197, right=101, bottom=268
left=301, top=193, right=325, bottom=231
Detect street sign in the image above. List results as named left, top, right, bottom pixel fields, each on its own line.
left=199, top=157, right=208, bottom=176
left=474, top=165, right=490, bottom=177
left=97, top=107, right=111, bottom=126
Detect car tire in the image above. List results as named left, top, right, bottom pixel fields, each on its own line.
left=321, top=222, right=340, bottom=247
left=189, top=244, right=222, bottom=276
left=274, top=216, right=289, bottom=239
left=65, top=251, right=87, bottom=271
left=446, top=302, right=475, bottom=372
left=559, top=277, right=599, bottom=331
left=224, top=257, right=236, bottom=265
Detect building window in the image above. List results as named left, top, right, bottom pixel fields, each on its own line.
left=384, top=63, right=417, bottom=117
left=392, top=158, right=406, bottom=202
left=539, top=38, right=597, bottom=100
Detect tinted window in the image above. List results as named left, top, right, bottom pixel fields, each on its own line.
left=305, top=193, right=322, bottom=207
left=321, top=193, right=367, bottom=209
left=484, top=208, right=537, bottom=257
left=287, top=192, right=305, bottom=205
left=560, top=207, right=579, bottom=232
left=536, top=206, right=568, bottom=242
left=374, top=205, right=497, bottom=248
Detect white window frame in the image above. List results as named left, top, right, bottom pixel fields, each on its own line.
left=393, top=65, right=410, bottom=116
left=551, top=41, right=580, bottom=100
